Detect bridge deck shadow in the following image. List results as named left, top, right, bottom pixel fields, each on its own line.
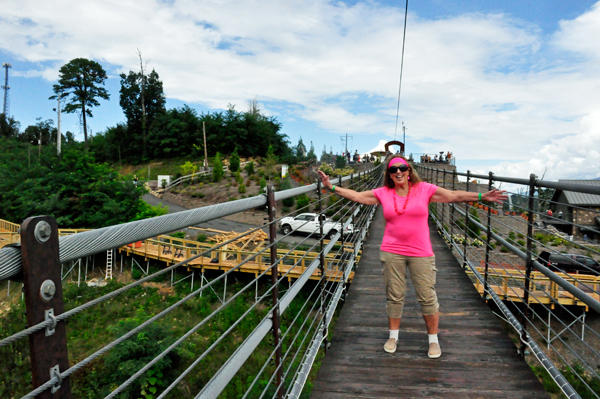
left=311, top=207, right=549, bottom=398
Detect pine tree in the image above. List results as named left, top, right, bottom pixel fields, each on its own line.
left=230, top=147, right=240, bottom=172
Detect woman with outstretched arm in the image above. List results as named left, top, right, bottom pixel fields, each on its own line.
left=317, top=156, right=507, bottom=358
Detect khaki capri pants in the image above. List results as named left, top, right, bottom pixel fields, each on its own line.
left=380, top=251, right=439, bottom=318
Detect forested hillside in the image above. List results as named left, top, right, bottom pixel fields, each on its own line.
left=0, top=138, right=165, bottom=228
left=0, top=58, right=316, bottom=227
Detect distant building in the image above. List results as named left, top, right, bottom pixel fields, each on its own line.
left=550, top=180, right=600, bottom=240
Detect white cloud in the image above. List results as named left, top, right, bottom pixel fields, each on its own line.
left=1, top=0, right=599, bottom=179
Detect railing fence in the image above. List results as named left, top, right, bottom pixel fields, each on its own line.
left=0, top=165, right=382, bottom=398
left=417, top=163, right=600, bottom=399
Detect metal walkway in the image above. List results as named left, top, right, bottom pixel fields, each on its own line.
left=311, top=207, right=550, bottom=398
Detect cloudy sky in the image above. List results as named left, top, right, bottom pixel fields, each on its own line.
left=1, top=0, right=599, bottom=180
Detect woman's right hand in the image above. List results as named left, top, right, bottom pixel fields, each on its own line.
left=317, top=170, right=332, bottom=190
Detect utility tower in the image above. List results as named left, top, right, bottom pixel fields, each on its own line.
left=2, top=63, right=11, bottom=115
left=340, top=133, right=353, bottom=159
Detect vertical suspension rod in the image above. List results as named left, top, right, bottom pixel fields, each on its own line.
left=266, top=185, right=283, bottom=398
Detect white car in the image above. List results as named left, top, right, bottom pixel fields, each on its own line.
left=279, top=213, right=354, bottom=238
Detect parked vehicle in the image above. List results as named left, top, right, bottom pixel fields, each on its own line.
left=537, top=251, right=600, bottom=274
left=279, top=213, right=354, bottom=238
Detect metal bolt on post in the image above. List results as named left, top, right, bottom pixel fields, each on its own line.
left=21, top=216, right=71, bottom=398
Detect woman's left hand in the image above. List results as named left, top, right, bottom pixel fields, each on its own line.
left=483, top=189, right=508, bottom=204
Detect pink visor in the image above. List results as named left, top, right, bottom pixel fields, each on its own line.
left=388, top=157, right=408, bottom=168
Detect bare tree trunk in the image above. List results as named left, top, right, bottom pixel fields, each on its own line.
left=82, top=102, right=88, bottom=151
left=138, top=49, right=147, bottom=160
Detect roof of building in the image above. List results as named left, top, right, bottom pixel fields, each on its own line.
left=555, top=179, right=600, bottom=206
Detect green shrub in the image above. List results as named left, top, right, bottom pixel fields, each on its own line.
left=229, top=147, right=240, bottom=172
left=283, top=196, right=295, bottom=208
left=335, top=155, right=346, bottom=169
left=296, top=194, right=310, bottom=210
left=196, top=234, right=207, bottom=242
left=245, top=161, right=255, bottom=176
left=213, top=152, right=223, bottom=182
left=238, top=183, right=246, bottom=193
left=104, top=313, right=180, bottom=398
left=259, top=178, right=267, bottom=192
left=170, top=231, right=186, bottom=238
left=467, top=208, right=481, bottom=238
left=132, top=267, right=143, bottom=279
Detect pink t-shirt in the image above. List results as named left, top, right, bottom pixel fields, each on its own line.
left=372, top=182, right=438, bottom=257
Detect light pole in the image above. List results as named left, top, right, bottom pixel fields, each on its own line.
left=53, top=97, right=61, bottom=156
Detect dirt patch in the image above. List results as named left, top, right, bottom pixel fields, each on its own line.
left=159, top=162, right=374, bottom=225
left=142, top=281, right=175, bottom=297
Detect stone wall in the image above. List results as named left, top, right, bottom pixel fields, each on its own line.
left=573, top=207, right=600, bottom=239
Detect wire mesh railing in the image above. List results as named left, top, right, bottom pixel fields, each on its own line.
left=0, top=165, right=382, bottom=398
left=417, top=164, right=600, bottom=399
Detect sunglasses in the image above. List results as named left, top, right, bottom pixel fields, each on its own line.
left=388, top=165, right=409, bottom=174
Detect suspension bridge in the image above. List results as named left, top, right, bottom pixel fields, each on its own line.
left=1, top=154, right=600, bottom=398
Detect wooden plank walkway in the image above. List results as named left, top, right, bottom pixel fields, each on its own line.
left=311, top=207, right=550, bottom=398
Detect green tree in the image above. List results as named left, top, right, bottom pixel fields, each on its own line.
left=148, top=106, right=201, bottom=159
left=307, top=141, right=317, bottom=162
left=51, top=58, right=110, bottom=150
left=320, top=145, right=328, bottom=162
left=0, top=113, right=20, bottom=138
left=119, top=68, right=166, bottom=160
left=296, top=137, right=306, bottom=159
left=229, top=147, right=240, bottom=172
left=0, top=139, right=161, bottom=228
left=180, top=161, right=197, bottom=182
left=264, top=144, right=278, bottom=180
left=213, top=152, right=223, bottom=182
left=21, top=119, right=57, bottom=147
left=335, top=155, right=346, bottom=169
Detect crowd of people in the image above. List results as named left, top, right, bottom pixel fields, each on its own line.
left=420, top=151, right=452, bottom=164
left=343, top=150, right=377, bottom=164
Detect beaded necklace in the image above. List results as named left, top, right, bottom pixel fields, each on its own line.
left=393, top=183, right=412, bottom=215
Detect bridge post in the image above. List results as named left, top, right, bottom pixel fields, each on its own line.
left=20, top=216, right=71, bottom=398
left=484, top=172, right=494, bottom=300
left=350, top=173, right=355, bottom=254
left=519, top=174, right=537, bottom=357
left=442, top=169, right=446, bottom=228
left=338, top=175, right=345, bottom=248
left=266, top=185, right=283, bottom=398
left=450, top=169, right=457, bottom=247
left=462, top=171, right=471, bottom=269
left=317, top=177, right=329, bottom=353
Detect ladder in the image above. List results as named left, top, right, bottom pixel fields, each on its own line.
left=106, top=249, right=113, bottom=280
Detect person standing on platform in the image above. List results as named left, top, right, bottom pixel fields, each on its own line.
left=317, top=156, right=507, bottom=358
